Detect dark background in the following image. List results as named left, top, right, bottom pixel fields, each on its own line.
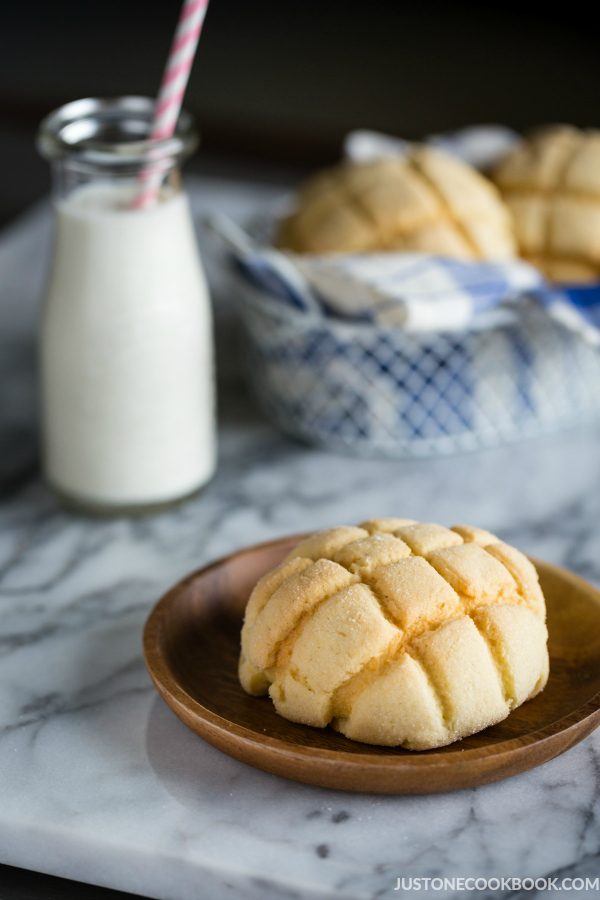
left=2, top=0, right=600, bottom=226
left=0, top=2, right=599, bottom=897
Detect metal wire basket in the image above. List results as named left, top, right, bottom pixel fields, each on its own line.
left=235, top=274, right=600, bottom=458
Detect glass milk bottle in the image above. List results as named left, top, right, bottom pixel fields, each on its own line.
left=37, top=97, right=215, bottom=513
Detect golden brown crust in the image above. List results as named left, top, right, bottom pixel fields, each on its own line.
left=276, top=147, right=516, bottom=262
left=494, top=126, right=600, bottom=282
left=239, top=520, right=549, bottom=749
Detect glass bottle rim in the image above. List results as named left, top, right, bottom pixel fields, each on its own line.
left=37, top=96, right=198, bottom=168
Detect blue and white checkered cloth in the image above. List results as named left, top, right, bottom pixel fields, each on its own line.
left=206, top=125, right=600, bottom=346
left=541, top=282, right=600, bottom=346
left=209, top=213, right=600, bottom=346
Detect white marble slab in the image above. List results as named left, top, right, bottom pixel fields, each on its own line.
left=0, top=176, right=599, bottom=900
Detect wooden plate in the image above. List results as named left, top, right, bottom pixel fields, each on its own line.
left=143, top=535, right=600, bottom=794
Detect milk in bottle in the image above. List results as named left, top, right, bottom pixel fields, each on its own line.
left=38, top=97, right=215, bottom=512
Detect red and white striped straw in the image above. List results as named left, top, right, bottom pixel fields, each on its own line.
left=134, top=0, right=209, bottom=209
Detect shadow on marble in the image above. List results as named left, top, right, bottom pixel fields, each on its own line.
left=145, top=696, right=308, bottom=808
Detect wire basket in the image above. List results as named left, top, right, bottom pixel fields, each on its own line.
left=234, top=274, right=600, bottom=458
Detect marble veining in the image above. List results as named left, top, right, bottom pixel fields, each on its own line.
left=0, top=177, right=599, bottom=900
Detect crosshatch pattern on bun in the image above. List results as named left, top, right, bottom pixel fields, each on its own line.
left=276, top=147, right=516, bottom=261
left=239, top=519, right=549, bottom=749
left=494, top=125, right=600, bottom=283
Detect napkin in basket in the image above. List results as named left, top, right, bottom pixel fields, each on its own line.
left=207, top=211, right=600, bottom=345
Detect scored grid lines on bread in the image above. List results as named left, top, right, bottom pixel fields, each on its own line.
left=405, top=153, right=482, bottom=259
left=241, top=519, right=546, bottom=744
left=495, top=127, right=600, bottom=278
left=348, top=154, right=496, bottom=259
left=337, top=526, right=517, bottom=725
left=495, top=128, right=587, bottom=196
left=541, top=132, right=586, bottom=274
left=245, top=523, right=525, bottom=695
left=282, top=152, right=513, bottom=260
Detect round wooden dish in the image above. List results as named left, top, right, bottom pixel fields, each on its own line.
left=143, top=535, right=600, bottom=794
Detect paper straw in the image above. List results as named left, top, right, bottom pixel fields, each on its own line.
left=133, top=0, right=209, bottom=209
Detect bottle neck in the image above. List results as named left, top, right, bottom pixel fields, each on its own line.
left=38, top=97, right=197, bottom=206
left=49, top=157, right=183, bottom=206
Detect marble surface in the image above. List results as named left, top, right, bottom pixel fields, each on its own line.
left=1, top=176, right=600, bottom=900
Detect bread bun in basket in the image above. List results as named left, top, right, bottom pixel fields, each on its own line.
left=494, top=126, right=600, bottom=283
left=277, top=148, right=516, bottom=262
